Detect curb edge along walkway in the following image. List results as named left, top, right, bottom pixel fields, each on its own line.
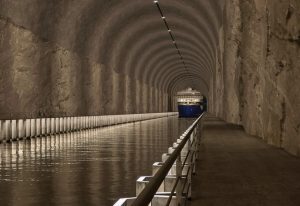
left=190, top=116, right=300, bottom=206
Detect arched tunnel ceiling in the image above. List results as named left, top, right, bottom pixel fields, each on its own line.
left=1, top=0, right=223, bottom=95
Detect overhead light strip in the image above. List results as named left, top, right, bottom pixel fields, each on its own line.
left=154, top=0, right=195, bottom=85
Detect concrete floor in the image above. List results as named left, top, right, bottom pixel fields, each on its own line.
left=190, top=117, right=300, bottom=206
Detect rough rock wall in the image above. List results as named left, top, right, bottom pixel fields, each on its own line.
left=214, top=0, right=300, bottom=156
left=265, top=0, right=300, bottom=155
left=0, top=17, right=168, bottom=119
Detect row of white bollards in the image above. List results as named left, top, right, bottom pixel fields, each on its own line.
left=0, top=113, right=177, bottom=143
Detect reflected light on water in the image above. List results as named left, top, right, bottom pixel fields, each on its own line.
left=0, top=116, right=194, bottom=206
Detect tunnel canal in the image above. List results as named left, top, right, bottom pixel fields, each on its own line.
left=0, top=116, right=194, bottom=206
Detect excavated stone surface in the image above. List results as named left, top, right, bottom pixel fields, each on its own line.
left=0, top=0, right=299, bottom=156
left=0, top=0, right=222, bottom=119
left=0, top=17, right=168, bottom=118
left=213, top=0, right=300, bottom=156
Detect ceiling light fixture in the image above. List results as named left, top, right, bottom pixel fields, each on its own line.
left=153, top=1, right=195, bottom=86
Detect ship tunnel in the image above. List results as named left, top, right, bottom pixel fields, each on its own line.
left=1, top=0, right=299, bottom=155
left=0, top=0, right=300, bottom=205
left=0, top=0, right=222, bottom=118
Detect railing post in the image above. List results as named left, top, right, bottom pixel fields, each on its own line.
left=187, top=137, right=192, bottom=199
left=176, top=151, right=183, bottom=205
left=196, top=121, right=202, bottom=161
left=192, top=130, right=197, bottom=174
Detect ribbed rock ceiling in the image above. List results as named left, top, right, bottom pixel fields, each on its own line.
left=1, top=0, right=223, bottom=96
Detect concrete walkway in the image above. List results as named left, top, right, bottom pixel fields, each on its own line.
left=190, top=117, right=300, bottom=206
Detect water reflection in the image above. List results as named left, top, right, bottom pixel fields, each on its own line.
left=0, top=116, right=194, bottom=206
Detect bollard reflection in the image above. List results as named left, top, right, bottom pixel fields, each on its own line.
left=0, top=116, right=194, bottom=206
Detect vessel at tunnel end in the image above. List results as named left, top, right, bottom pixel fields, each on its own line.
left=176, top=88, right=206, bottom=118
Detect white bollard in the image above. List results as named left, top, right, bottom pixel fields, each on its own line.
left=25, top=119, right=31, bottom=138
left=75, top=117, right=78, bottom=130
left=17, top=119, right=24, bottom=139
left=79, top=117, right=82, bottom=129
left=4, top=120, right=11, bottom=142
left=0, top=120, right=3, bottom=142
left=36, top=119, right=41, bottom=137
left=41, top=118, right=46, bottom=136
left=55, top=118, right=59, bottom=133
left=70, top=117, right=74, bottom=131
left=30, top=119, right=36, bottom=137
left=65, top=117, right=68, bottom=132
left=11, top=120, right=17, bottom=141
left=67, top=117, right=70, bottom=132
left=72, top=117, right=75, bottom=131
left=79, top=117, right=82, bottom=130
left=59, top=118, right=63, bottom=133
left=63, top=117, right=67, bottom=132
left=46, top=118, right=51, bottom=135
left=82, top=117, right=84, bottom=129
left=51, top=118, right=55, bottom=134
left=78, top=117, right=81, bottom=130
left=75, top=117, right=78, bottom=131
left=70, top=117, right=73, bottom=131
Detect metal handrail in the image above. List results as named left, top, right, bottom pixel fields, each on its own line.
left=165, top=145, right=194, bottom=205
left=131, top=113, right=204, bottom=206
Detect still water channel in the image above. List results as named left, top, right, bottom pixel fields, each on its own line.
left=0, top=116, right=194, bottom=206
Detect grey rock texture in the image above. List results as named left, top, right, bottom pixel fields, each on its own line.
left=211, top=0, right=300, bottom=156
left=0, top=0, right=222, bottom=119
left=0, top=9, right=169, bottom=118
